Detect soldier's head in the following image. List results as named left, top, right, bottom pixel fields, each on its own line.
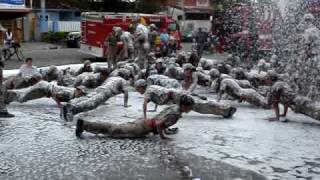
left=25, top=58, right=33, bottom=67
left=83, top=60, right=92, bottom=72
left=209, top=68, right=220, bottom=80
left=303, top=13, right=315, bottom=24
left=179, top=95, right=194, bottom=113
left=265, top=70, right=278, bottom=85
left=134, top=79, right=147, bottom=94
left=183, top=63, right=195, bottom=76
left=155, top=58, right=164, bottom=69
left=75, top=85, right=88, bottom=97
left=99, top=69, right=110, bottom=81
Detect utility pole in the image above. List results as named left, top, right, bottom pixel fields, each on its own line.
left=40, top=0, right=48, bottom=33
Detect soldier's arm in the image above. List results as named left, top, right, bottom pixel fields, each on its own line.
left=122, top=83, right=129, bottom=107
left=189, top=73, right=198, bottom=93
left=51, top=94, right=61, bottom=107
left=143, top=96, right=149, bottom=120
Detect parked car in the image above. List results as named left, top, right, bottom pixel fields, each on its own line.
left=66, top=31, right=81, bottom=48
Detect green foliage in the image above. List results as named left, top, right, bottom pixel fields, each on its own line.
left=41, top=32, right=69, bottom=43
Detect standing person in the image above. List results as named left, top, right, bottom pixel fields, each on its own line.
left=134, top=18, right=150, bottom=69
left=75, top=95, right=195, bottom=139
left=194, top=27, right=208, bottom=58
left=0, top=25, right=14, bottom=117
left=4, top=29, right=13, bottom=49
left=148, top=24, right=158, bottom=51
left=105, top=28, right=118, bottom=71
left=160, top=29, right=169, bottom=57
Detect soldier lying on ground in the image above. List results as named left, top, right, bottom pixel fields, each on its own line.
left=147, top=74, right=182, bottom=89
left=268, top=81, right=320, bottom=121
left=74, top=60, right=93, bottom=76
left=39, top=65, right=63, bottom=85
left=7, top=81, right=87, bottom=107
left=134, top=80, right=236, bottom=120
left=73, top=69, right=109, bottom=88
left=75, top=95, right=195, bottom=139
left=61, top=77, right=129, bottom=121
left=210, top=69, right=252, bottom=93
left=4, top=58, right=42, bottom=89
left=163, top=62, right=183, bottom=80
left=217, top=78, right=270, bottom=108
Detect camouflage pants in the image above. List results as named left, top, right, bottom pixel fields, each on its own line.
left=8, top=81, right=51, bottom=103
left=107, top=46, right=118, bottom=70
left=82, top=119, right=152, bottom=138
left=193, top=100, right=237, bottom=118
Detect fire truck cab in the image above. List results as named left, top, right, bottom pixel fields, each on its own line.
left=80, top=12, right=179, bottom=57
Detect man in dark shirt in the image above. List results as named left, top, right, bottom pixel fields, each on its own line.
left=194, top=27, right=208, bottom=58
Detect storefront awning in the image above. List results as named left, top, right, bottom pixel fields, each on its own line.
left=0, top=8, right=31, bottom=19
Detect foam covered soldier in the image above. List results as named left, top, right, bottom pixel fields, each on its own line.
left=134, top=81, right=236, bottom=120
left=267, top=81, right=296, bottom=121
left=164, top=62, right=184, bottom=80
left=147, top=74, right=181, bottom=89
left=198, top=58, right=215, bottom=70
left=188, top=51, right=200, bottom=67
left=230, top=67, right=247, bottom=80
left=290, top=96, right=320, bottom=121
left=175, top=51, right=188, bottom=67
left=61, top=77, right=129, bottom=121
left=149, top=58, right=166, bottom=75
left=118, top=27, right=134, bottom=60
left=226, top=54, right=241, bottom=68
left=73, top=69, right=109, bottom=88
left=40, top=65, right=63, bottom=85
left=210, top=69, right=252, bottom=93
left=4, top=58, right=42, bottom=90
left=257, top=59, right=271, bottom=73
left=181, top=63, right=198, bottom=93
left=195, top=67, right=211, bottom=86
left=105, top=28, right=119, bottom=71
left=217, top=78, right=269, bottom=108
left=8, top=81, right=87, bottom=107
left=74, top=60, right=93, bottom=76
left=75, top=95, right=195, bottom=139
left=0, top=60, right=14, bottom=118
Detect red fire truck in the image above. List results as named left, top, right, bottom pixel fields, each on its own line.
left=80, top=12, right=180, bottom=57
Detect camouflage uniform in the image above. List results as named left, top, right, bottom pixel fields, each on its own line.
left=81, top=105, right=182, bottom=138
left=144, top=85, right=236, bottom=118
left=147, top=75, right=181, bottom=89
left=73, top=72, right=105, bottom=88
left=218, top=78, right=269, bottom=108
left=63, top=77, right=128, bottom=121
left=8, top=81, right=77, bottom=104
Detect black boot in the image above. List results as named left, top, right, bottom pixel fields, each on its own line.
left=0, top=111, right=14, bottom=118
left=75, top=119, right=84, bottom=138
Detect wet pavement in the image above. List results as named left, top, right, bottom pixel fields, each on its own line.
left=1, top=89, right=319, bottom=179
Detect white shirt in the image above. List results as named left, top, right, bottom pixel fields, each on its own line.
left=19, top=64, right=41, bottom=79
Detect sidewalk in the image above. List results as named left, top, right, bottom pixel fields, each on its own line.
left=4, top=42, right=94, bottom=70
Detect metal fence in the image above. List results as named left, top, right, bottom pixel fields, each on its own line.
left=48, top=21, right=81, bottom=32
